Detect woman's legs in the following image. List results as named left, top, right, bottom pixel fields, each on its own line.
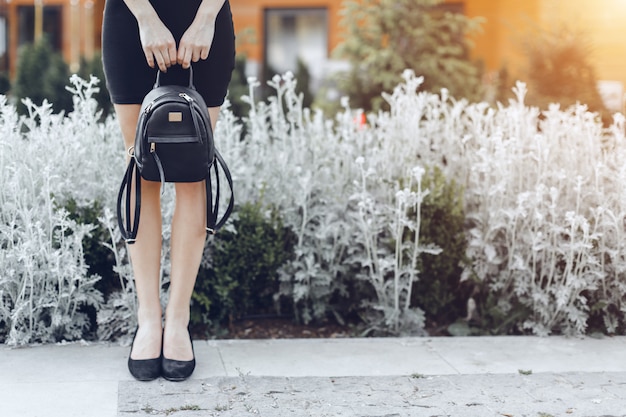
left=115, top=104, right=164, bottom=360
left=163, top=106, right=221, bottom=361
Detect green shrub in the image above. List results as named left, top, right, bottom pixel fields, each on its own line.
left=295, top=58, right=313, bottom=109
left=78, top=53, right=112, bottom=119
left=226, top=54, right=250, bottom=120
left=13, top=37, right=73, bottom=115
left=0, top=71, right=10, bottom=95
left=191, top=202, right=296, bottom=329
left=57, top=198, right=119, bottom=339
left=523, top=25, right=608, bottom=122
left=61, top=198, right=119, bottom=298
left=334, top=0, right=483, bottom=111
left=410, top=166, right=470, bottom=326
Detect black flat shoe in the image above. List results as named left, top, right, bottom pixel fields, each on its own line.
left=128, top=327, right=162, bottom=381
left=162, top=328, right=195, bottom=382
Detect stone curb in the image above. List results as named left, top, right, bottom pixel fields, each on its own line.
left=118, top=372, right=626, bottom=417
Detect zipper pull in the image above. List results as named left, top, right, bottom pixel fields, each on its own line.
left=144, top=101, right=154, bottom=114
left=179, top=92, right=193, bottom=102
left=150, top=142, right=156, bottom=153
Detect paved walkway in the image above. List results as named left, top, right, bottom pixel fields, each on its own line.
left=1, top=336, right=626, bottom=416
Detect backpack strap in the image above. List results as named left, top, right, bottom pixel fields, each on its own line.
left=205, top=149, right=234, bottom=235
left=117, top=157, right=141, bottom=244
left=117, top=150, right=232, bottom=242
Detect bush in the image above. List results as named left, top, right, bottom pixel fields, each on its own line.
left=78, top=53, right=113, bottom=119
left=334, top=0, right=483, bottom=111
left=523, top=25, right=608, bottom=122
left=223, top=70, right=626, bottom=336
left=0, top=75, right=123, bottom=345
left=411, top=166, right=469, bottom=326
left=191, top=202, right=296, bottom=329
left=226, top=54, right=249, bottom=120
left=0, top=71, right=10, bottom=95
left=295, top=58, right=314, bottom=109
left=61, top=198, right=119, bottom=298
left=13, top=37, right=73, bottom=115
left=5, top=66, right=626, bottom=344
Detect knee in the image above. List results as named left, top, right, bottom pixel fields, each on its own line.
left=140, top=179, right=162, bottom=202
left=173, top=182, right=207, bottom=231
left=174, top=182, right=205, bottom=204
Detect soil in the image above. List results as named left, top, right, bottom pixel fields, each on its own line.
left=191, top=317, right=451, bottom=340
left=194, top=316, right=355, bottom=340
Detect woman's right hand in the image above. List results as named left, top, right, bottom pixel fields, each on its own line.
left=124, top=0, right=177, bottom=71
left=137, top=15, right=177, bottom=72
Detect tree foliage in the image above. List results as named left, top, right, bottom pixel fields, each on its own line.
left=334, top=0, right=483, bottom=111
left=523, top=25, right=607, bottom=119
left=13, top=37, right=73, bottom=115
left=77, top=52, right=113, bottom=119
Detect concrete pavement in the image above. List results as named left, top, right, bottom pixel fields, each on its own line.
left=1, top=336, right=625, bottom=416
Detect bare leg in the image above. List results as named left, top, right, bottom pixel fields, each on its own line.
left=163, top=106, right=221, bottom=360
left=115, top=104, right=163, bottom=360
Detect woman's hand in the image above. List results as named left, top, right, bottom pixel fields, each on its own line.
left=177, top=0, right=225, bottom=68
left=124, top=0, right=225, bottom=70
left=137, top=15, right=177, bottom=72
left=177, top=19, right=215, bottom=69
left=124, top=0, right=176, bottom=71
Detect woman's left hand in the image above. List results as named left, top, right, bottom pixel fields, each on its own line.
left=177, top=19, right=215, bottom=69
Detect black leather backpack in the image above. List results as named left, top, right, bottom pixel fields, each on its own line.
left=117, top=66, right=234, bottom=243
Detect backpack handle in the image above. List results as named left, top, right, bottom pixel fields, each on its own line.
left=154, top=65, right=195, bottom=89
left=205, top=149, right=235, bottom=234
left=117, top=157, right=141, bottom=243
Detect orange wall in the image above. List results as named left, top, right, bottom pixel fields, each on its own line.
left=464, top=0, right=626, bottom=88
left=538, top=0, right=626, bottom=85
left=465, top=0, right=541, bottom=79
left=232, top=0, right=344, bottom=62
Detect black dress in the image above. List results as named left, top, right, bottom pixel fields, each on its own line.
left=102, top=0, right=235, bottom=106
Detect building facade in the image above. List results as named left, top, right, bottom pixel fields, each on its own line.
left=2, top=0, right=625, bottom=109
left=3, top=0, right=103, bottom=74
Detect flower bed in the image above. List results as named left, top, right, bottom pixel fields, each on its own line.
left=2, top=72, right=625, bottom=345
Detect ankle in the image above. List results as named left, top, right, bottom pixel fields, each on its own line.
left=164, top=308, right=190, bottom=327
left=137, top=306, right=163, bottom=326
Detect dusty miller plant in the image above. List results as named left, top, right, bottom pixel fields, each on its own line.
left=374, top=71, right=626, bottom=335
left=231, top=69, right=626, bottom=335
left=0, top=75, right=116, bottom=345
left=459, top=83, right=626, bottom=335
left=351, top=160, right=441, bottom=335
left=227, top=73, right=359, bottom=324
left=221, top=72, right=445, bottom=334
left=4, top=66, right=626, bottom=342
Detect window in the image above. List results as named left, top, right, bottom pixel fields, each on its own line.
left=17, top=5, right=63, bottom=50
left=0, top=16, right=5, bottom=56
left=0, top=16, right=6, bottom=72
left=264, top=8, right=328, bottom=88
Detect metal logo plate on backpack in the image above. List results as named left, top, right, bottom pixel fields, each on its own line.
left=169, top=112, right=183, bottom=122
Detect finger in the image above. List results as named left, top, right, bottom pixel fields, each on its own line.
left=161, top=48, right=173, bottom=67
left=153, top=50, right=168, bottom=72
left=181, top=47, right=193, bottom=69
left=168, top=44, right=177, bottom=67
left=200, top=47, right=210, bottom=61
left=144, top=49, right=155, bottom=68
left=191, top=47, right=201, bottom=63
